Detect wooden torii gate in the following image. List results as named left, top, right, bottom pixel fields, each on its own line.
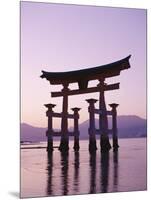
left=41, top=55, right=131, bottom=153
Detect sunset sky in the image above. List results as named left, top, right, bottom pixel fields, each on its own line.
left=21, top=2, right=146, bottom=128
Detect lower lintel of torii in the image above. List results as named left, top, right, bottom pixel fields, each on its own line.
left=51, top=82, right=120, bottom=97
left=48, top=131, right=78, bottom=137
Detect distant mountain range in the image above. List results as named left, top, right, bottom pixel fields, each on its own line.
left=21, top=115, right=147, bottom=142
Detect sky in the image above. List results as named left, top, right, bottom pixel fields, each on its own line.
left=21, top=1, right=146, bottom=128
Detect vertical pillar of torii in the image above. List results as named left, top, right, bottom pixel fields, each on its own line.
left=86, top=99, right=98, bottom=152
left=45, top=103, right=56, bottom=153
left=98, top=78, right=111, bottom=152
left=109, top=103, right=119, bottom=151
left=59, top=83, right=69, bottom=151
left=71, top=107, right=81, bottom=151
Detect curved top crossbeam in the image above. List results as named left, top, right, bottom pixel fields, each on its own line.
left=40, top=55, right=131, bottom=86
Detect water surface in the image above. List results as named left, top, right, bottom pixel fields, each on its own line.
left=21, top=138, right=147, bottom=198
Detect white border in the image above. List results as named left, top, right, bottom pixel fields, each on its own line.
left=0, top=0, right=150, bottom=199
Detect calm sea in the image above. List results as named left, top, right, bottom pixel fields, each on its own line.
left=21, top=138, right=147, bottom=198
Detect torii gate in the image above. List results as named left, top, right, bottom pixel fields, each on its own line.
left=41, top=55, right=131, bottom=153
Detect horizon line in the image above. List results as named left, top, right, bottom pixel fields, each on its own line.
left=21, top=114, right=147, bottom=128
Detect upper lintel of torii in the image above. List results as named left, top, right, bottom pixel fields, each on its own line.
left=40, top=55, right=131, bottom=90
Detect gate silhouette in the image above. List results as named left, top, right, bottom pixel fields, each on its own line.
left=41, top=55, right=131, bottom=153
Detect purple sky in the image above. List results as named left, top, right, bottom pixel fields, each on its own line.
left=21, top=2, right=146, bottom=128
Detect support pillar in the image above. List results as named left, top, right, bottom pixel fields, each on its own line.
left=71, top=107, right=81, bottom=151
left=98, top=79, right=111, bottom=152
left=109, top=103, right=119, bottom=151
left=59, top=83, right=69, bottom=152
left=44, top=103, right=56, bottom=153
left=86, top=99, right=97, bottom=153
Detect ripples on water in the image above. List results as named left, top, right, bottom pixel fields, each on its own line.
left=21, top=138, right=147, bottom=198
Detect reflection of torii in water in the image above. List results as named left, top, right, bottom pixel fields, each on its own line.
left=40, top=55, right=131, bottom=153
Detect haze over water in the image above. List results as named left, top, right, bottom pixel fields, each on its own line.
left=21, top=138, right=146, bottom=198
